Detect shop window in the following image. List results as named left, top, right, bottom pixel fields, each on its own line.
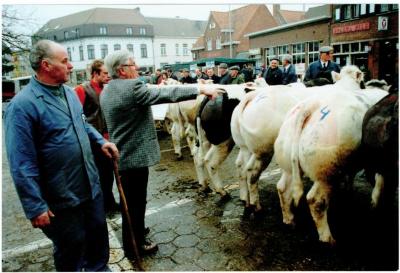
left=342, top=44, right=350, bottom=53
left=333, top=44, right=341, bottom=54
left=292, top=43, right=305, bottom=64
left=360, top=4, right=367, bottom=15
left=361, top=41, right=370, bottom=52
left=308, top=41, right=319, bottom=63
left=351, top=42, right=360, bottom=52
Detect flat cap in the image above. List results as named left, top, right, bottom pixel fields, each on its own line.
left=229, top=65, right=240, bottom=71
left=219, top=63, right=228, bottom=69
left=320, top=46, right=333, bottom=53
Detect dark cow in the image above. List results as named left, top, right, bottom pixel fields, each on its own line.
left=361, top=89, right=398, bottom=208
left=304, top=70, right=334, bottom=87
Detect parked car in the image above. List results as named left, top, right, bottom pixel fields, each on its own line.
left=2, top=75, right=31, bottom=102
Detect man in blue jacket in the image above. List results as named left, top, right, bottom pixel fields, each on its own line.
left=281, top=54, right=298, bottom=85
left=5, top=40, right=119, bottom=272
left=303, top=45, right=340, bottom=83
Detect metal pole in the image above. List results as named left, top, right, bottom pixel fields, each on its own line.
left=229, top=4, right=232, bottom=58
left=112, top=159, right=145, bottom=271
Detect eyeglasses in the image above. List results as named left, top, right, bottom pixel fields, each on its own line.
left=121, top=64, right=136, bottom=67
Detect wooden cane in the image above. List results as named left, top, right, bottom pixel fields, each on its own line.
left=112, top=159, right=145, bottom=271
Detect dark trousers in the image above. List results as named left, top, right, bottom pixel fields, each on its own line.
left=41, top=194, right=109, bottom=271
left=119, top=167, right=149, bottom=254
left=92, top=144, right=117, bottom=210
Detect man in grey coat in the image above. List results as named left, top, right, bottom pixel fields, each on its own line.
left=100, top=50, right=222, bottom=258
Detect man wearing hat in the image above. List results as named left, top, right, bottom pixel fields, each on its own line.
left=303, top=45, right=340, bottom=83
left=179, top=68, right=196, bottom=84
left=220, top=65, right=245, bottom=85
left=262, top=57, right=283, bottom=85
left=218, top=63, right=230, bottom=85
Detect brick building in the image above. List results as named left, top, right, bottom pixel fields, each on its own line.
left=331, top=4, right=398, bottom=84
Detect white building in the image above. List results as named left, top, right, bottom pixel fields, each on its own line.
left=34, top=7, right=206, bottom=84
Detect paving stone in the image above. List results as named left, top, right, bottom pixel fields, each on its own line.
left=109, top=248, right=125, bottom=264
left=197, top=238, right=221, bottom=253
left=154, top=243, right=177, bottom=258
left=109, top=233, right=122, bottom=249
left=196, top=252, right=229, bottom=271
left=196, top=226, right=221, bottom=239
left=173, top=234, right=200, bottom=248
left=226, top=255, right=255, bottom=271
left=2, top=259, right=23, bottom=271
left=117, top=257, right=134, bottom=271
left=171, top=247, right=202, bottom=264
left=108, top=263, right=121, bottom=272
left=173, top=263, right=205, bottom=271
left=195, top=209, right=210, bottom=218
left=152, top=230, right=178, bottom=244
left=146, top=257, right=177, bottom=271
left=175, top=223, right=199, bottom=235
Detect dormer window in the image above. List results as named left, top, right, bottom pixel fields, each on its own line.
left=126, top=27, right=133, bottom=35
left=209, top=22, right=216, bottom=29
left=100, top=26, right=107, bottom=35
left=140, top=27, right=146, bottom=35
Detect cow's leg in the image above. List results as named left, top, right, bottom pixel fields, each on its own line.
left=193, top=138, right=211, bottom=193
left=235, top=148, right=250, bottom=205
left=277, top=171, right=295, bottom=225
left=371, top=173, right=384, bottom=208
left=185, top=124, right=197, bottom=156
left=245, top=154, right=272, bottom=211
left=204, top=139, right=234, bottom=197
left=170, top=122, right=183, bottom=160
left=306, top=181, right=335, bottom=245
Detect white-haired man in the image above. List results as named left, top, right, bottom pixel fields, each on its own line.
left=100, top=50, right=222, bottom=259
left=282, top=54, right=298, bottom=84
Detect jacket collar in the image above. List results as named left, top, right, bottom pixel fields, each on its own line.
left=30, top=76, right=71, bottom=116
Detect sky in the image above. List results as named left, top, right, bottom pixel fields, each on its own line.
left=5, top=1, right=323, bottom=34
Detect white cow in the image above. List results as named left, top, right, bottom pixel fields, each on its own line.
left=231, top=66, right=365, bottom=214
left=274, top=87, right=388, bottom=244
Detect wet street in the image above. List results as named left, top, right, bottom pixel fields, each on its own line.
left=2, top=128, right=399, bottom=271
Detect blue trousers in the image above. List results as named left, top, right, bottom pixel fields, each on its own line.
left=41, top=194, right=109, bottom=271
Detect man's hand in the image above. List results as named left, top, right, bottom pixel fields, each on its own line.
left=101, top=142, right=119, bottom=160
left=198, top=84, right=226, bottom=100
left=31, top=210, right=54, bottom=228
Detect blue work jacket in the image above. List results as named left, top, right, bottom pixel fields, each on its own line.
left=5, top=77, right=106, bottom=220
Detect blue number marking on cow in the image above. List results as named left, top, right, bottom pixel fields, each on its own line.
left=320, top=106, right=330, bottom=121
left=255, top=93, right=268, bottom=103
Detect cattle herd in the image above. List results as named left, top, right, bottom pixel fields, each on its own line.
left=150, top=65, right=398, bottom=246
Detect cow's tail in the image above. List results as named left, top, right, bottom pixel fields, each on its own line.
left=291, top=100, right=319, bottom=207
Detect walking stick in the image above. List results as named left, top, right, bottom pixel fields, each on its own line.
left=112, top=158, right=145, bottom=271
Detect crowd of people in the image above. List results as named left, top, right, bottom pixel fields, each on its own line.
left=5, top=39, right=341, bottom=272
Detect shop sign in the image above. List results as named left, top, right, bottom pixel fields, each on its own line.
left=332, top=22, right=370, bottom=34
left=249, top=48, right=261, bottom=55
left=378, top=16, right=388, bottom=31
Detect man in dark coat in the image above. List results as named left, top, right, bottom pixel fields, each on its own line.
left=218, top=63, right=230, bottom=85
left=179, top=68, right=196, bottom=84
left=281, top=54, right=298, bottom=85
left=263, top=57, right=283, bottom=85
left=205, top=67, right=220, bottom=84
left=304, top=45, right=340, bottom=83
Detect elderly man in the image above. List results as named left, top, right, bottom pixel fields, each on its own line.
left=205, top=67, right=220, bottom=84
left=281, top=54, right=298, bottom=84
left=263, top=57, right=283, bottom=85
left=179, top=68, right=196, bottom=84
left=218, top=63, right=230, bottom=85
left=75, top=59, right=119, bottom=214
left=220, top=65, right=245, bottom=85
left=5, top=40, right=119, bottom=271
left=100, top=50, right=222, bottom=259
left=304, top=45, right=340, bottom=83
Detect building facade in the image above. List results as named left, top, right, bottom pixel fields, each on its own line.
left=34, top=7, right=205, bottom=85
left=331, top=4, right=398, bottom=84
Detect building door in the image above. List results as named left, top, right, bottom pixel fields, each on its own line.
left=379, top=39, right=398, bottom=86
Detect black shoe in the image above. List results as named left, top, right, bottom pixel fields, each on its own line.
left=139, top=241, right=158, bottom=255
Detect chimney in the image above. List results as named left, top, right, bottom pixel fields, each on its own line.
left=273, top=4, right=280, bottom=17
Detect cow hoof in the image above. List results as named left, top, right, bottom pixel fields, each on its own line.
left=242, top=206, right=254, bottom=220
left=198, top=186, right=212, bottom=197
left=175, top=155, right=183, bottom=161
left=219, top=193, right=231, bottom=202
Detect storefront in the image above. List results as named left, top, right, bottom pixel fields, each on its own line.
left=331, top=4, right=398, bottom=84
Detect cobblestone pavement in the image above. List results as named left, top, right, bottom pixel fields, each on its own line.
left=2, top=130, right=398, bottom=271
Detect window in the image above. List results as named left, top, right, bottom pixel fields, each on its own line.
left=87, top=45, right=95, bottom=60
left=351, top=42, right=360, bottom=52
left=292, top=43, right=305, bottom=64
left=335, top=8, right=341, bottom=20
left=183, top=44, right=189, bottom=55
left=64, top=31, right=69, bottom=40
left=266, top=47, right=278, bottom=63
left=207, top=39, right=212, bottom=51
left=216, top=38, right=221, bottom=50
left=99, top=26, right=107, bottom=35
left=101, top=44, right=108, bottom=59
left=126, top=27, right=133, bottom=35
left=175, top=44, right=180, bottom=56
left=278, top=45, right=289, bottom=62
left=343, top=5, right=352, bottom=19
left=140, top=27, right=146, bottom=35
left=127, top=44, right=134, bottom=54
left=380, top=4, right=389, bottom=12
left=353, top=5, right=360, bottom=17
left=308, top=41, right=319, bottom=63
left=67, top=47, right=72, bottom=61
left=393, top=4, right=398, bottom=10
left=114, top=44, right=121, bottom=51
left=160, top=43, right=167, bottom=56
left=369, top=4, right=375, bottom=13
left=360, top=4, right=367, bottom=15
left=74, top=28, right=80, bottom=38
left=141, top=44, right=147, bottom=58
left=342, top=43, right=350, bottom=53
left=79, top=46, right=84, bottom=61
left=333, top=44, right=341, bottom=54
